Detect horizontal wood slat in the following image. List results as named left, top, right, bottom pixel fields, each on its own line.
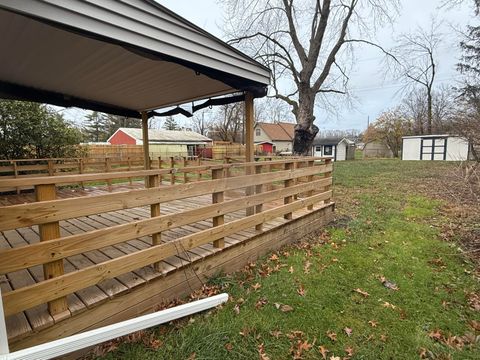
left=0, top=157, right=326, bottom=188
left=0, top=164, right=332, bottom=231
left=2, top=191, right=331, bottom=316
left=0, top=179, right=332, bottom=274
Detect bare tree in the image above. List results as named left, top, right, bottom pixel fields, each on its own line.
left=223, top=0, right=398, bottom=154
left=401, top=85, right=453, bottom=135
left=391, top=21, right=443, bottom=135
left=191, top=111, right=212, bottom=136
left=209, top=103, right=244, bottom=142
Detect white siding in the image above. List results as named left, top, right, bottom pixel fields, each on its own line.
left=254, top=127, right=272, bottom=143
left=336, top=142, right=347, bottom=161
left=402, top=138, right=421, bottom=160
left=275, top=141, right=292, bottom=152
left=446, top=137, right=470, bottom=161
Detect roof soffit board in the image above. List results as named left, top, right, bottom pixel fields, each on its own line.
left=0, top=10, right=239, bottom=112
left=0, top=0, right=270, bottom=85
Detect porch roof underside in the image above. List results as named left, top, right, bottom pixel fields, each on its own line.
left=0, top=0, right=270, bottom=118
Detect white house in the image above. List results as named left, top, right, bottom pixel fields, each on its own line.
left=312, top=137, right=355, bottom=161
left=402, top=135, right=471, bottom=161
left=254, top=122, right=295, bottom=153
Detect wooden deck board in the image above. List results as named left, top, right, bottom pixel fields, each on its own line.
left=1, top=184, right=331, bottom=343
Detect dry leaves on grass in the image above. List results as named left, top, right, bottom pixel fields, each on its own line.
left=274, top=303, right=294, bottom=312
left=258, top=343, right=270, bottom=360
left=353, top=288, right=370, bottom=297
left=252, top=283, right=262, bottom=291
left=297, top=284, right=307, bottom=297
left=319, top=345, right=329, bottom=359
left=303, top=260, right=312, bottom=274
left=379, top=276, right=399, bottom=291
left=343, top=327, right=353, bottom=337
left=381, top=301, right=397, bottom=310
left=326, top=330, right=337, bottom=342
left=368, top=320, right=378, bottom=328
left=255, top=297, right=268, bottom=310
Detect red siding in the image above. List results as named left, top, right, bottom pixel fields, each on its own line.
left=109, top=130, right=136, bottom=145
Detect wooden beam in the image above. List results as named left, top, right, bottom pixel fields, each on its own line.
left=245, top=92, right=255, bottom=215
left=141, top=111, right=150, bottom=172
left=35, top=184, right=69, bottom=321
left=212, top=168, right=224, bottom=248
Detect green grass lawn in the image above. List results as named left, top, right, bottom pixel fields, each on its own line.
left=94, top=159, right=479, bottom=360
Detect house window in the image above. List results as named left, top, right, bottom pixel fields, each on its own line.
left=324, top=145, right=333, bottom=156
left=315, top=146, right=321, bottom=152
left=255, top=128, right=261, bottom=136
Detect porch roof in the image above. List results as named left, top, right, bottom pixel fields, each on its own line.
left=0, top=0, right=270, bottom=118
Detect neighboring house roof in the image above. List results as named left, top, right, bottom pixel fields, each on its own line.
left=313, top=137, right=355, bottom=146
left=109, top=128, right=212, bottom=144
left=402, top=134, right=457, bottom=139
left=257, top=122, right=295, bottom=141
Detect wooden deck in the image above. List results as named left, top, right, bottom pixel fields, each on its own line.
left=0, top=158, right=334, bottom=350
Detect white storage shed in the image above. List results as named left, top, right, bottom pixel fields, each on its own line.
left=402, top=135, right=471, bottom=161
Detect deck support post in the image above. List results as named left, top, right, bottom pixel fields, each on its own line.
left=324, top=158, right=333, bottom=203
left=35, top=183, right=69, bottom=320
left=142, top=111, right=162, bottom=271
left=255, top=163, right=263, bottom=231
left=283, top=161, right=294, bottom=220
left=307, top=160, right=315, bottom=210
left=245, top=92, right=255, bottom=216
left=141, top=112, right=151, bottom=174
left=0, top=287, right=9, bottom=356
left=212, top=168, right=225, bottom=249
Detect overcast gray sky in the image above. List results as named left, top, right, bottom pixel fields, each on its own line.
left=159, top=0, right=475, bottom=132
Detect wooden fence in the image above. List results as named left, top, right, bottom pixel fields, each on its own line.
left=0, top=157, right=333, bottom=321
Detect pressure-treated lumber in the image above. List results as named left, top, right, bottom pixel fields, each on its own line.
left=211, top=168, right=224, bottom=248
left=0, top=164, right=332, bottom=231
left=2, top=190, right=331, bottom=316
left=284, top=162, right=294, bottom=220
left=0, top=179, right=332, bottom=275
left=34, top=184, right=69, bottom=321
left=8, top=204, right=333, bottom=351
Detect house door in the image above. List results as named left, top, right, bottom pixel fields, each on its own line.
left=420, top=138, right=446, bottom=160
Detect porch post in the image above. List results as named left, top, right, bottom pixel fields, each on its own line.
left=141, top=111, right=151, bottom=171
left=245, top=92, right=255, bottom=215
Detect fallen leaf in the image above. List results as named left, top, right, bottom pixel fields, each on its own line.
left=345, top=346, right=354, bottom=357
left=252, top=283, right=262, bottom=291
left=269, top=253, right=279, bottom=261
left=258, top=343, right=270, bottom=360
left=289, top=266, right=294, bottom=273
left=344, top=327, right=353, bottom=337
left=297, top=284, right=306, bottom=297
left=368, top=320, right=378, bottom=328
left=319, top=345, right=329, bottom=359
left=280, top=304, right=294, bottom=312
left=233, top=304, right=240, bottom=315
left=329, top=356, right=340, bottom=360
left=255, top=297, right=268, bottom=309
left=469, top=320, right=480, bottom=331
left=379, top=276, right=399, bottom=291
left=224, top=343, right=233, bottom=352
left=326, top=331, right=337, bottom=342
left=331, top=258, right=338, bottom=262
left=380, top=334, right=388, bottom=342
left=354, top=288, right=370, bottom=297
left=148, top=338, right=163, bottom=350
left=303, top=261, right=312, bottom=274
left=418, top=347, right=428, bottom=359
left=428, top=329, right=443, bottom=341
left=382, top=301, right=397, bottom=309
left=286, top=330, right=304, bottom=339
left=270, top=330, right=282, bottom=338
left=188, top=352, right=196, bottom=360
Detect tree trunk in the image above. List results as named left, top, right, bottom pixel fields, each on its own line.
left=427, top=90, right=433, bottom=135
left=292, top=90, right=318, bottom=155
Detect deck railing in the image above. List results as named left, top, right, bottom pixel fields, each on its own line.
left=0, top=157, right=333, bottom=322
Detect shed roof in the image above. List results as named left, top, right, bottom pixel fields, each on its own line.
left=313, top=137, right=344, bottom=146
left=0, top=0, right=270, bottom=117
left=257, top=122, right=295, bottom=141
left=110, top=128, right=212, bottom=143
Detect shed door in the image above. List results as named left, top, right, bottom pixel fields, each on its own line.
left=420, top=138, right=446, bottom=160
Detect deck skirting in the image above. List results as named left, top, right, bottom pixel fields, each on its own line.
left=10, top=203, right=334, bottom=351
